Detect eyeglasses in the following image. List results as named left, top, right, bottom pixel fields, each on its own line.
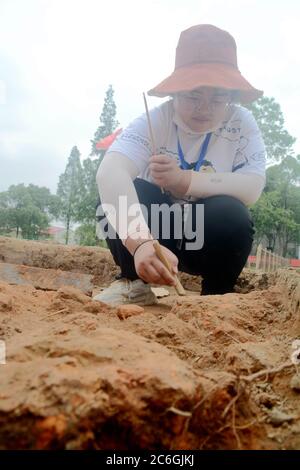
left=177, top=91, right=231, bottom=109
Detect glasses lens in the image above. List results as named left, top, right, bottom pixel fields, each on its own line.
left=178, top=91, right=230, bottom=107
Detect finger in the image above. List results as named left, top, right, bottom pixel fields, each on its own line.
left=172, top=263, right=178, bottom=274
left=150, top=155, right=172, bottom=164
left=150, top=173, right=169, bottom=183
left=139, top=259, right=175, bottom=286
left=144, top=264, right=165, bottom=284
left=138, top=264, right=163, bottom=285
left=169, top=255, right=179, bottom=274
left=151, top=260, right=176, bottom=285
left=161, top=248, right=179, bottom=275
left=137, top=266, right=152, bottom=284
left=149, top=163, right=172, bottom=172
left=152, top=176, right=167, bottom=186
left=150, top=171, right=167, bottom=180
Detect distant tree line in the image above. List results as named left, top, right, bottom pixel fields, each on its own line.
left=0, top=184, right=60, bottom=239
left=246, top=97, right=300, bottom=257
left=0, top=85, right=118, bottom=245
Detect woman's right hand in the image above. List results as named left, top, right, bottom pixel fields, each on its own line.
left=133, top=241, right=179, bottom=286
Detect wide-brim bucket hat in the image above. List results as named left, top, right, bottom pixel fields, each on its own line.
left=148, top=24, right=263, bottom=104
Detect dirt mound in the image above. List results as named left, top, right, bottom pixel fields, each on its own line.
left=1, top=238, right=300, bottom=449
left=0, top=237, right=118, bottom=285
left=0, top=237, right=272, bottom=294
left=0, top=282, right=260, bottom=450
left=234, top=269, right=275, bottom=293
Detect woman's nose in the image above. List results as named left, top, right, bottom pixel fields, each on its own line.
left=195, top=96, right=213, bottom=110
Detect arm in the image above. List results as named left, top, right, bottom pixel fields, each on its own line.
left=185, top=170, right=265, bottom=206
left=97, top=103, right=168, bottom=248
left=96, top=151, right=149, bottom=245
left=96, top=151, right=178, bottom=285
left=149, top=155, right=265, bottom=206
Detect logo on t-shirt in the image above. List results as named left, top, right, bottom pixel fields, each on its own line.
left=199, top=160, right=216, bottom=173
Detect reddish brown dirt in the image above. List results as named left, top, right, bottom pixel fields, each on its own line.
left=0, top=237, right=300, bottom=450
left=0, top=237, right=118, bottom=286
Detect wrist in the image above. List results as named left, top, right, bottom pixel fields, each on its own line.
left=123, top=230, right=154, bottom=256
left=167, top=170, right=192, bottom=197
left=181, top=170, right=193, bottom=195
left=133, top=239, right=154, bottom=257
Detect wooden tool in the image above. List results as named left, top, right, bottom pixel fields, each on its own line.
left=153, top=240, right=186, bottom=296
left=143, top=92, right=164, bottom=194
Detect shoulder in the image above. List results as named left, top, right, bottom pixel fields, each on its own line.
left=228, top=104, right=259, bottom=130
left=108, top=100, right=173, bottom=155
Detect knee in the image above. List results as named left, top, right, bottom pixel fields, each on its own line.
left=201, top=195, right=254, bottom=240
left=203, top=195, right=251, bottom=223
left=133, top=178, right=167, bottom=198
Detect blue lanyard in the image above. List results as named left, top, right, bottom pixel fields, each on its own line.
left=176, top=127, right=212, bottom=172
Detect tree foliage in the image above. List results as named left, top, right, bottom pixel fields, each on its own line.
left=0, top=184, right=58, bottom=239
left=245, top=96, right=299, bottom=257
left=75, top=223, right=98, bottom=246
left=56, top=146, right=83, bottom=244
left=250, top=154, right=300, bottom=256
left=79, top=85, right=119, bottom=225
left=246, top=96, right=296, bottom=163
left=77, top=157, right=99, bottom=224
left=90, top=84, right=119, bottom=159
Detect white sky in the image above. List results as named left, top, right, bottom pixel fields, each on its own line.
left=0, top=0, right=299, bottom=193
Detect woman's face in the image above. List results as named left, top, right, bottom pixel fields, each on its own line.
left=173, top=87, right=232, bottom=132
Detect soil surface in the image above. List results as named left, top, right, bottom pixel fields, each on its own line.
left=0, top=237, right=300, bottom=450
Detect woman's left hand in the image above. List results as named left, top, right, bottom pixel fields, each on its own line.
left=149, top=154, right=191, bottom=195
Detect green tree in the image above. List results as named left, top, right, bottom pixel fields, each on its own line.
left=266, top=154, right=300, bottom=200
left=251, top=191, right=299, bottom=255
left=0, top=184, right=57, bottom=239
left=90, top=84, right=119, bottom=159
left=79, top=85, right=119, bottom=229
left=77, top=157, right=99, bottom=224
left=0, top=192, right=11, bottom=234
left=250, top=154, right=300, bottom=256
left=246, top=96, right=296, bottom=163
left=266, top=155, right=300, bottom=255
left=57, top=146, right=83, bottom=244
left=26, top=184, right=61, bottom=218
left=75, top=223, right=98, bottom=246
left=14, top=205, right=49, bottom=239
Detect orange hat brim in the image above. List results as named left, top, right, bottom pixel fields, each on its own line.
left=148, top=63, right=263, bottom=104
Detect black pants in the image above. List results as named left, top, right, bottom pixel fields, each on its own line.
left=97, top=178, right=255, bottom=295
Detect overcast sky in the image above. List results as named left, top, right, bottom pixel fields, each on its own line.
left=1, top=0, right=299, bottom=193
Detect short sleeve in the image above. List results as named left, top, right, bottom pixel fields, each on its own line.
left=232, top=108, right=266, bottom=181
left=106, top=105, right=167, bottom=174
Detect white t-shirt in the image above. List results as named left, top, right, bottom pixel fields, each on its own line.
left=107, top=100, right=266, bottom=203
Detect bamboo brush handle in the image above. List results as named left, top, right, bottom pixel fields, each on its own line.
left=153, top=241, right=185, bottom=296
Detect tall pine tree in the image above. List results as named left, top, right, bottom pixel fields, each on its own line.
left=90, top=84, right=119, bottom=161
left=79, top=85, right=119, bottom=226
left=57, top=146, right=83, bottom=244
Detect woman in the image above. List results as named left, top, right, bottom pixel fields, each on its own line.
left=94, top=24, right=266, bottom=305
